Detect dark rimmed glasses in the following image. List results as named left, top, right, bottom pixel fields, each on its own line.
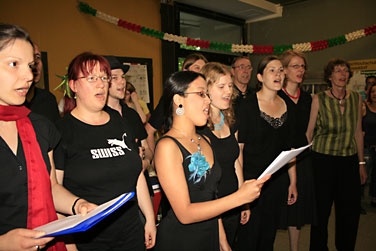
left=184, top=91, right=210, bottom=99
left=288, top=64, right=306, bottom=70
left=232, top=64, right=253, bottom=71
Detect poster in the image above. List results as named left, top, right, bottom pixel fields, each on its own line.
left=348, top=58, right=376, bottom=96
left=125, top=64, right=150, bottom=104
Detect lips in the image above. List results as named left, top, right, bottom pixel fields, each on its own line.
left=16, top=85, right=30, bottom=96
left=95, top=91, right=107, bottom=99
left=203, top=107, right=209, bottom=118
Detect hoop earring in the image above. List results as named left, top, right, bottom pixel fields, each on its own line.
left=176, top=104, right=184, bottom=116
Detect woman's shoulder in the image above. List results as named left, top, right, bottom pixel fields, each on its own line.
left=55, top=112, right=73, bottom=128
left=156, top=135, right=179, bottom=148
left=238, top=92, right=258, bottom=111
left=300, top=89, right=312, bottom=100
left=29, top=112, right=58, bottom=133
left=29, top=112, right=60, bottom=147
left=155, top=135, right=185, bottom=159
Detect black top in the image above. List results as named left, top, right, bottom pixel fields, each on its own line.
left=105, top=102, right=147, bottom=142
left=233, top=85, right=255, bottom=131
left=363, top=104, right=376, bottom=146
left=238, top=92, right=294, bottom=179
left=236, top=92, right=295, bottom=250
left=54, top=109, right=145, bottom=249
left=154, top=136, right=222, bottom=251
left=106, top=102, right=153, bottom=196
left=278, top=89, right=317, bottom=228
left=0, top=113, right=60, bottom=235
left=278, top=89, right=311, bottom=148
left=198, top=125, right=239, bottom=198
left=25, top=87, right=60, bottom=123
left=148, top=95, right=168, bottom=131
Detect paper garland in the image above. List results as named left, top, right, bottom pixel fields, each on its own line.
left=78, top=1, right=375, bottom=55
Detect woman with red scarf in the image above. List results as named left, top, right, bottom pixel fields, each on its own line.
left=0, top=23, right=95, bottom=251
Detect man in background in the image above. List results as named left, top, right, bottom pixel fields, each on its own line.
left=25, top=43, right=60, bottom=123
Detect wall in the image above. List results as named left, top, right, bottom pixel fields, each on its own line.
left=248, top=0, right=376, bottom=86
left=0, top=0, right=162, bottom=106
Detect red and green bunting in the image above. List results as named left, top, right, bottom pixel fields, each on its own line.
left=78, top=2, right=376, bottom=55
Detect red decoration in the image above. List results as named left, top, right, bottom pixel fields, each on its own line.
left=310, top=40, right=328, bottom=51
left=365, top=24, right=376, bottom=36
left=253, top=45, right=273, bottom=54
left=117, top=19, right=142, bottom=33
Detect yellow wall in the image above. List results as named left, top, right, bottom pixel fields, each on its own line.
left=0, top=0, right=162, bottom=107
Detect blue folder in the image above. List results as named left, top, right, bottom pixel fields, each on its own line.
left=35, top=192, right=135, bottom=237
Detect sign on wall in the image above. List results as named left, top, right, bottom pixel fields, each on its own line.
left=348, top=58, right=376, bottom=96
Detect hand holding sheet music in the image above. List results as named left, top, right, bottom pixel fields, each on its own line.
left=257, top=144, right=311, bottom=180
left=34, top=192, right=135, bottom=237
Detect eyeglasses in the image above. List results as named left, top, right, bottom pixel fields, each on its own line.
left=288, top=64, right=306, bottom=70
left=232, top=64, right=253, bottom=71
left=184, top=91, right=210, bottom=99
left=111, top=74, right=126, bottom=81
left=77, top=75, right=111, bottom=83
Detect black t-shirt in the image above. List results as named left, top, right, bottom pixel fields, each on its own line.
left=118, top=101, right=147, bottom=142
left=54, top=109, right=142, bottom=203
left=54, top=109, right=145, bottom=248
left=0, top=113, right=60, bottom=235
left=148, top=95, right=169, bottom=131
left=25, top=87, right=60, bottom=123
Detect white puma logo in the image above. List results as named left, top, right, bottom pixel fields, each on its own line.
left=107, top=133, right=132, bottom=151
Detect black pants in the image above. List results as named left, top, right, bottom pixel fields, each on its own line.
left=310, top=152, right=360, bottom=251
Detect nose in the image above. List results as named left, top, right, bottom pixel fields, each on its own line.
left=205, top=94, right=211, bottom=104
left=97, top=79, right=107, bottom=89
left=25, top=66, right=34, bottom=83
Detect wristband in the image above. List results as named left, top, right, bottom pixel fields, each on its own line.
left=72, top=197, right=82, bottom=215
left=359, top=161, right=366, bottom=165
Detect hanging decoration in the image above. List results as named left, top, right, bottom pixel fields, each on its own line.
left=78, top=2, right=376, bottom=55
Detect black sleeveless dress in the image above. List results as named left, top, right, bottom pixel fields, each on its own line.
left=154, top=135, right=222, bottom=251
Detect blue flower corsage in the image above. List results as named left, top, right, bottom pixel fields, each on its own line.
left=187, top=151, right=210, bottom=184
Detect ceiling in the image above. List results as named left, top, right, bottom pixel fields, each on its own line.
left=175, top=0, right=308, bottom=23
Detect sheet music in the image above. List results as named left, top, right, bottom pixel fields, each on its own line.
left=257, top=144, right=311, bottom=180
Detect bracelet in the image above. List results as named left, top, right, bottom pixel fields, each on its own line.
left=359, top=161, right=366, bottom=165
left=72, top=197, right=82, bottom=215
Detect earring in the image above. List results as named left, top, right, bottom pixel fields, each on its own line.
left=176, top=104, right=184, bottom=116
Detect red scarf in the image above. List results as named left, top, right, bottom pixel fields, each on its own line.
left=0, top=105, right=66, bottom=251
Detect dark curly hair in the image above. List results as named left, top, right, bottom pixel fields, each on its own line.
left=323, top=58, right=353, bottom=87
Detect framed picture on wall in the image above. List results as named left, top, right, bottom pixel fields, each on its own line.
left=112, top=56, right=154, bottom=112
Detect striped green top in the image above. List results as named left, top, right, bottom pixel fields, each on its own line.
left=312, top=90, right=359, bottom=156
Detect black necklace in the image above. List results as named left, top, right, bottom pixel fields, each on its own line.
left=330, top=88, right=346, bottom=106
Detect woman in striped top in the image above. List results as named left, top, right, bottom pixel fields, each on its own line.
left=306, top=58, right=367, bottom=251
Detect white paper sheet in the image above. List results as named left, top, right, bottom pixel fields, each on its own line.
left=257, top=144, right=311, bottom=180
